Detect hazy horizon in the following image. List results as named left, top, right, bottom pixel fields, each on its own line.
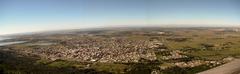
left=1, top=0, right=240, bottom=35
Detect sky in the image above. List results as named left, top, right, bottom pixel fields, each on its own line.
left=0, top=0, right=240, bottom=35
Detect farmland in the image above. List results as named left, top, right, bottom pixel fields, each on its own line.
left=0, top=27, right=240, bottom=74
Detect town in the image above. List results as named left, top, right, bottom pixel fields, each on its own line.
left=1, top=27, right=240, bottom=74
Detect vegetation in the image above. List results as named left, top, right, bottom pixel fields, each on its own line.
left=0, top=27, right=240, bottom=74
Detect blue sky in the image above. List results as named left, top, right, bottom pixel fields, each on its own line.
left=0, top=0, right=240, bottom=35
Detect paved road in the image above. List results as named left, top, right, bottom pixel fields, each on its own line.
left=198, top=59, right=240, bottom=74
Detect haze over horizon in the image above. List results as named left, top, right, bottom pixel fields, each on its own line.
left=1, top=0, right=240, bottom=35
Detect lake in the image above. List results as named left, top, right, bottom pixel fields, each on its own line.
left=0, top=37, right=11, bottom=41
left=0, top=37, right=26, bottom=46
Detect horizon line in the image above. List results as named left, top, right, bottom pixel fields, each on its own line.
left=1, top=25, right=240, bottom=36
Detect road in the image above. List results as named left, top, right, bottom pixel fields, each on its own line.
left=198, top=59, right=240, bottom=74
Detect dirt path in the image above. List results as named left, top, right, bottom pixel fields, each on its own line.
left=198, top=59, right=240, bottom=74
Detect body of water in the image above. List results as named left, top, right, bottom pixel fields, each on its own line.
left=0, top=37, right=11, bottom=41
left=0, top=37, right=26, bottom=46
left=0, top=41, right=27, bottom=46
